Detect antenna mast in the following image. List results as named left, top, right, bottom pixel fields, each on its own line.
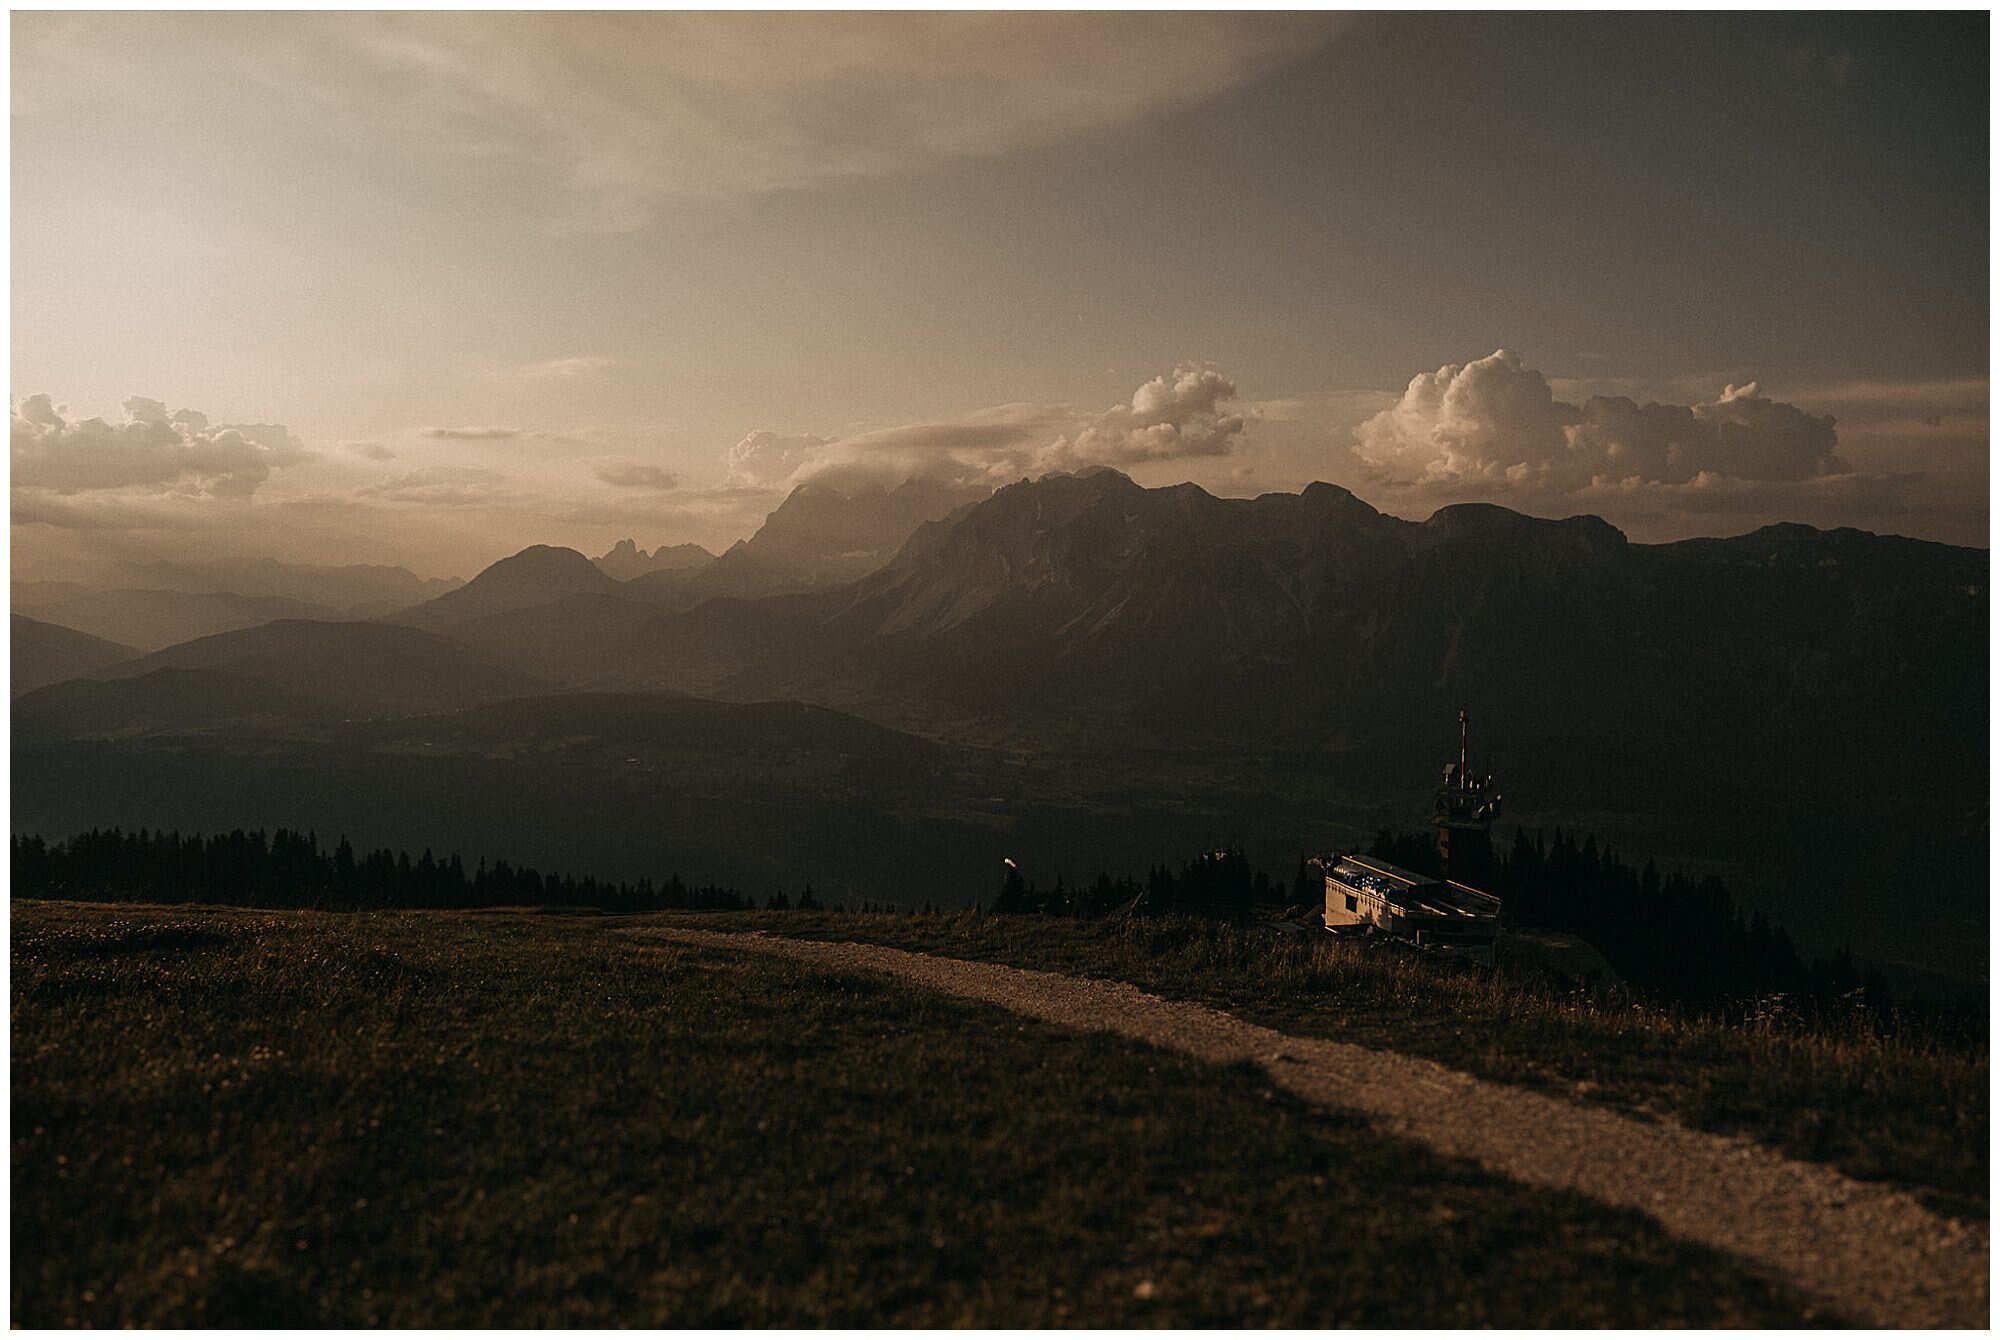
left=1459, top=707, right=1468, bottom=781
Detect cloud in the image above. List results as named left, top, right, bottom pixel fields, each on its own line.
left=785, top=404, right=1070, bottom=491
left=473, top=355, right=618, bottom=382
left=591, top=460, right=680, bottom=490
left=1353, top=350, right=1574, bottom=488
left=1040, top=365, right=1245, bottom=470
left=17, top=14, right=1345, bottom=229
left=1353, top=350, right=1856, bottom=502
left=11, top=491, right=210, bottom=531
left=521, top=355, right=614, bottom=379
left=386, top=13, right=1343, bottom=226
left=725, top=430, right=832, bottom=487
left=1585, top=469, right=1922, bottom=519
left=345, top=440, right=395, bottom=460
left=1244, top=397, right=1320, bottom=424
left=1766, top=375, right=1988, bottom=431
left=729, top=363, right=1249, bottom=493
left=10, top=393, right=312, bottom=498
left=356, top=466, right=509, bottom=506
left=420, top=425, right=530, bottom=441
left=549, top=486, right=774, bottom=531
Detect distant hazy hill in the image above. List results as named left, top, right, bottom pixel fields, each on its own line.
left=394, top=546, right=621, bottom=631
left=625, top=478, right=988, bottom=611
left=102, top=556, right=462, bottom=612
left=12, top=614, right=139, bottom=696
left=95, top=619, right=543, bottom=712
left=11, top=585, right=349, bottom=652
left=593, top=539, right=714, bottom=581
left=442, top=593, right=666, bottom=685
left=13, top=667, right=337, bottom=743
left=382, top=690, right=938, bottom=761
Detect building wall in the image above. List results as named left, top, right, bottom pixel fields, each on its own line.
left=1326, top=868, right=1499, bottom=954
left=1324, top=873, right=1388, bottom=930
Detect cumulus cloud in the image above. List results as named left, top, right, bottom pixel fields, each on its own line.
left=1040, top=365, right=1245, bottom=470
left=725, top=430, right=832, bottom=487
left=591, top=460, right=680, bottom=490
left=727, top=363, right=1249, bottom=494
left=356, top=466, right=509, bottom=506
left=10, top=393, right=312, bottom=498
left=1353, top=350, right=1856, bottom=502
left=345, top=440, right=395, bottom=460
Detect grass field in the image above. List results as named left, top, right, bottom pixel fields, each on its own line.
left=638, top=910, right=1990, bottom=1222
left=13, top=900, right=1837, bottom=1326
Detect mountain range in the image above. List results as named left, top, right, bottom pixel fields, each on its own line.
left=76, top=619, right=542, bottom=713
left=13, top=557, right=465, bottom=650
left=804, top=472, right=1984, bottom=795
left=391, top=545, right=622, bottom=632
left=97, top=556, right=462, bottom=610
left=620, top=477, right=989, bottom=611
left=441, top=469, right=1981, bottom=805
left=12, top=470, right=1987, bottom=985
left=12, top=583, right=354, bottom=652
left=593, top=539, right=715, bottom=581
left=12, top=614, right=138, bottom=696
left=20, top=469, right=1985, bottom=802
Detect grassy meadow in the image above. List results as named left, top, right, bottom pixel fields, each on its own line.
left=639, top=909, right=1990, bottom=1222
left=12, top=900, right=1839, bottom=1326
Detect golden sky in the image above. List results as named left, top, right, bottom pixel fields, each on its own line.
left=12, top=12, right=1988, bottom=577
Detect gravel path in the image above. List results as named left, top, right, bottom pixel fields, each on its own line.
left=641, top=927, right=1988, bottom=1328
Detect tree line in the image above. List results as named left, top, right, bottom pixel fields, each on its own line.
left=987, top=829, right=1968, bottom=1034
left=989, top=846, right=1280, bottom=922
left=1361, top=826, right=1913, bottom=1027
left=11, top=828, right=755, bottom=914
left=14, top=824, right=1968, bottom=1035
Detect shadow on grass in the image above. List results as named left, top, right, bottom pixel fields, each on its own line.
left=16, top=902, right=1835, bottom=1327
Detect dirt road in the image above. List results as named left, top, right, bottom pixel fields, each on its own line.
left=641, top=927, right=1988, bottom=1328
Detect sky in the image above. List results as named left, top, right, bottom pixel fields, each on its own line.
left=11, top=11, right=1989, bottom=579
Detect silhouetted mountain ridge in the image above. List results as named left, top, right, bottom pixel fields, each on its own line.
left=379, top=691, right=939, bottom=761
left=14, top=668, right=337, bottom=744
left=594, top=540, right=714, bottom=581
left=395, top=546, right=619, bottom=630
left=623, top=477, right=989, bottom=610
left=12, top=585, right=350, bottom=652
left=579, top=473, right=1983, bottom=812
left=102, top=556, right=461, bottom=610
left=96, top=619, right=543, bottom=712
left=12, top=614, right=139, bottom=696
